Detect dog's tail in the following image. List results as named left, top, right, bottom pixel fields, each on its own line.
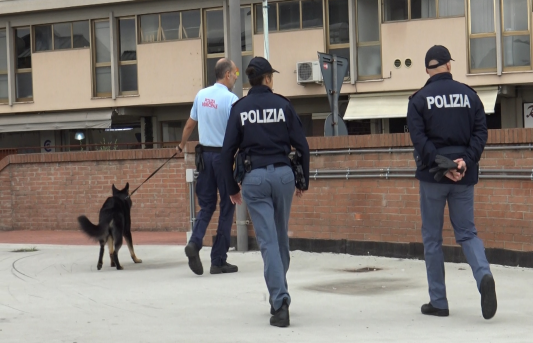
left=78, top=215, right=107, bottom=240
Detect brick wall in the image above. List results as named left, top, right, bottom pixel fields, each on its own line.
left=1, top=129, right=533, bottom=254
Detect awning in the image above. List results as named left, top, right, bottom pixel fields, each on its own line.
left=343, top=86, right=499, bottom=121
left=0, top=110, right=112, bottom=133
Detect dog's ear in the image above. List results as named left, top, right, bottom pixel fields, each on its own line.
left=125, top=182, right=129, bottom=191
left=112, top=184, right=118, bottom=194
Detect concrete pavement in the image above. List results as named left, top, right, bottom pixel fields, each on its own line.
left=0, top=242, right=532, bottom=343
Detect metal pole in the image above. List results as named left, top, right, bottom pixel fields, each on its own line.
left=332, top=54, right=339, bottom=136
left=228, top=0, right=248, bottom=252
left=263, top=0, right=269, bottom=60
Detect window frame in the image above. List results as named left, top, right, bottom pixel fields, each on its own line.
left=241, top=5, right=255, bottom=89
left=356, top=0, right=383, bottom=80
left=326, top=0, right=351, bottom=79
left=32, top=21, right=90, bottom=53
left=118, top=16, right=139, bottom=96
left=14, top=26, right=33, bottom=102
left=467, top=0, right=496, bottom=72
left=203, top=8, right=224, bottom=87
left=254, top=0, right=324, bottom=34
left=138, top=10, right=201, bottom=44
left=499, top=0, right=531, bottom=71
left=382, top=0, right=466, bottom=22
left=0, top=28, right=7, bottom=104
left=92, top=19, right=112, bottom=98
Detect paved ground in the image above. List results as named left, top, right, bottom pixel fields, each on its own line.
left=0, top=231, right=532, bottom=343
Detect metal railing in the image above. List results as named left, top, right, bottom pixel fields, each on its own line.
left=0, top=141, right=181, bottom=157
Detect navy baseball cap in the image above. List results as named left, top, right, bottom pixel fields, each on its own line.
left=425, top=45, right=454, bottom=69
left=246, top=56, right=279, bottom=80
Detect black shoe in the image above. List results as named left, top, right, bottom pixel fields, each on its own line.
left=270, top=305, right=275, bottom=315
left=270, top=299, right=290, bottom=327
left=184, top=242, right=203, bottom=275
left=480, top=274, right=497, bottom=320
left=210, top=262, right=238, bottom=274
left=421, top=303, right=449, bottom=317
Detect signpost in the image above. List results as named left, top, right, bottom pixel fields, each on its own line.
left=317, top=52, right=349, bottom=136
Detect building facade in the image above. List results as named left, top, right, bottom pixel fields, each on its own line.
left=0, top=0, right=532, bottom=152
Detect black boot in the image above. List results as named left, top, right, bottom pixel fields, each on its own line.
left=184, top=242, right=203, bottom=275
left=480, top=274, right=497, bottom=320
left=270, top=299, right=290, bottom=327
left=421, top=303, right=449, bottom=317
left=210, top=262, right=238, bottom=274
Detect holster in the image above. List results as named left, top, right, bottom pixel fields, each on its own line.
left=195, top=144, right=204, bottom=172
left=290, top=151, right=307, bottom=190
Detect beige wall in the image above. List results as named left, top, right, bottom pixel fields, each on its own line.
left=0, top=39, right=202, bottom=115
left=251, top=29, right=328, bottom=97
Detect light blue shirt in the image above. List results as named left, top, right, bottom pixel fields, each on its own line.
left=190, top=83, right=239, bottom=147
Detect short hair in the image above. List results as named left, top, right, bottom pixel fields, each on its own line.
left=215, top=59, right=233, bottom=80
left=246, top=67, right=272, bottom=87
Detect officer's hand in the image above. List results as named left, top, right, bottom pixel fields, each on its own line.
left=176, top=143, right=183, bottom=153
left=230, top=192, right=242, bottom=205
left=295, top=189, right=306, bottom=198
left=445, top=158, right=467, bottom=182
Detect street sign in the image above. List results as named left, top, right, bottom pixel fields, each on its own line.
left=318, top=52, right=349, bottom=136
left=318, top=52, right=349, bottom=113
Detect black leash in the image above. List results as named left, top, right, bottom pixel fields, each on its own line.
left=127, top=152, right=177, bottom=199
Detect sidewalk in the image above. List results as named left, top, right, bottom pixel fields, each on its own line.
left=0, top=230, right=187, bottom=245
left=0, top=231, right=532, bottom=343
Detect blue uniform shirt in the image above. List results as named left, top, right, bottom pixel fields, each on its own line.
left=221, top=85, right=310, bottom=196
left=407, top=72, right=488, bottom=185
left=190, top=83, right=239, bottom=147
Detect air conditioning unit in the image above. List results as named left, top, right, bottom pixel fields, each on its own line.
left=296, top=61, right=322, bottom=84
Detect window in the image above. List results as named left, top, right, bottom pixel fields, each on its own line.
left=502, top=0, right=530, bottom=68
left=241, top=6, right=254, bottom=88
left=357, top=0, right=382, bottom=78
left=34, top=21, right=90, bottom=51
left=139, top=10, right=200, bottom=43
left=468, top=0, right=530, bottom=72
left=119, top=18, right=138, bottom=94
left=203, top=6, right=255, bottom=87
left=93, top=20, right=111, bottom=97
left=0, top=29, right=7, bottom=103
left=204, top=9, right=224, bottom=86
left=327, top=0, right=350, bottom=77
left=254, top=0, right=323, bottom=33
left=384, top=0, right=464, bottom=21
left=439, top=0, right=465, bottom=16
left=15, top=28, right=33, bottom=101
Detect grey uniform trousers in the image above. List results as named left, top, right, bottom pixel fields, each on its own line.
left=242, top=164, right=295, bottom=311
left=419, top=181, right=492, bottom=309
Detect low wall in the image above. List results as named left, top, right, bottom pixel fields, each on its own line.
left=1, top=129, right=532, bottom=266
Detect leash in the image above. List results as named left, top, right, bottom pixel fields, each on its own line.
left=127, top=152, right=177, bottom=199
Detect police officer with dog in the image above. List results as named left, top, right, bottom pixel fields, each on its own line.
left=177, top=58, right=239, bottom=276
left=407, top=45, right=497, bottom=320
left=220, top=57, right=310, bottom=327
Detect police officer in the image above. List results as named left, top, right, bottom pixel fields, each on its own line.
left=407, top=45, right=497, bottom=319
left=177, top=58, right=239, bottom=276
left=220, top=57, right=310, bottom=327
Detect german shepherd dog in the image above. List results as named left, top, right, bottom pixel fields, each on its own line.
left=77, top=183, right=142, bottom=270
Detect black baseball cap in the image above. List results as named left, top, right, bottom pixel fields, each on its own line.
left=246, top=56, right=279, bottom=80
left=425, top=45, right=454, bottom=69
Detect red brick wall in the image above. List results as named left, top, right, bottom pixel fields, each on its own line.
left=1, top=129, right=533, bottom=253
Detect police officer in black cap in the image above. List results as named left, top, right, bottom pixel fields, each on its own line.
left=407, top=45, right=497, bottom=320
left=220, top=56, right=310, bottom=327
